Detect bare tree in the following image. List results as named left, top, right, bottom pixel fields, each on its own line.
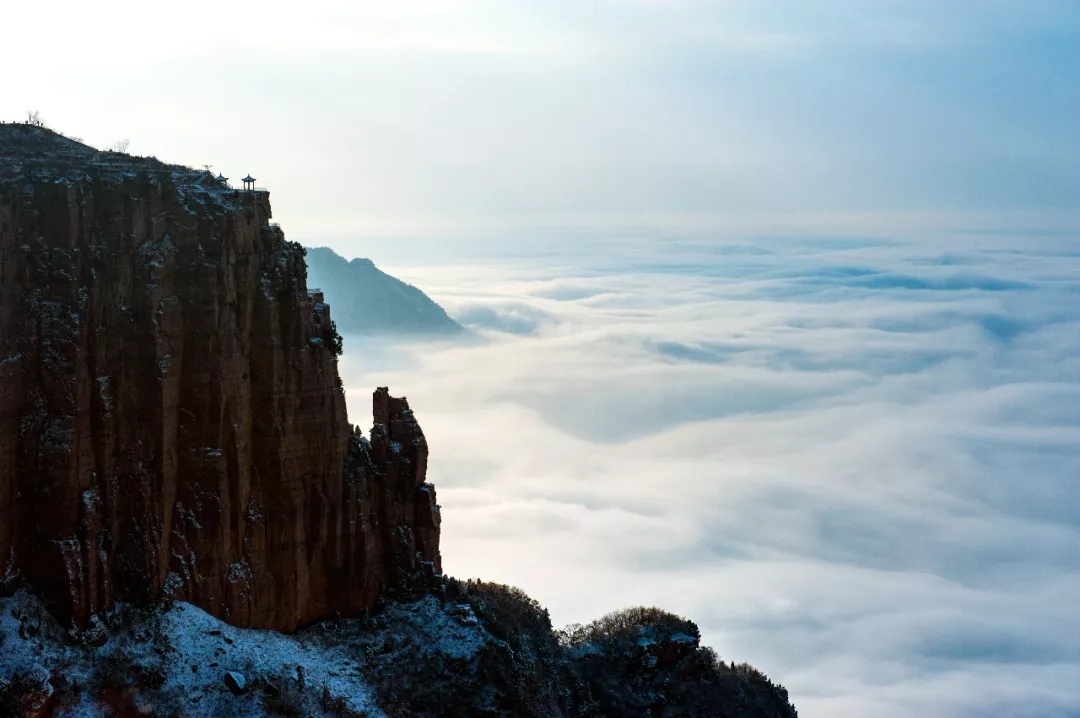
left=26, top=110, right=45, bottom=128
left=107, top=139, right=130, bottom=154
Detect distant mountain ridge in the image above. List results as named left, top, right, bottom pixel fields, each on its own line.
left=304, top=246, right=462, bottom=336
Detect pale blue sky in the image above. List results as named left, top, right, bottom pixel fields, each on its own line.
left=3, top=0, right=1077, bottom=238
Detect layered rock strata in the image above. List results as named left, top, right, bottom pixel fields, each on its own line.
left=0, top=124, right=440, bottom=632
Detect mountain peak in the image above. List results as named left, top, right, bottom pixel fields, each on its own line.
left=305, top=246, right=462, bottom=336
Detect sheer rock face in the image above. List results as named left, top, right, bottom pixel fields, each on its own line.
left=0, top=125, right=441, bottom=632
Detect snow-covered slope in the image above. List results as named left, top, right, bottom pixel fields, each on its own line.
left=0, top=589, right=487, bottom=717
left=0, top=580, right=798, bottom=717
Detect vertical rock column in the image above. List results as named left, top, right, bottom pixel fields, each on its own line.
left=0, top=146, right=441, bottom=631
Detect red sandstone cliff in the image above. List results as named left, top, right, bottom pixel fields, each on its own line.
left=0, top=125, right=440, bottom=633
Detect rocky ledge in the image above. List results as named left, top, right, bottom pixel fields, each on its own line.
left=0, top=581, right=797, bottom=717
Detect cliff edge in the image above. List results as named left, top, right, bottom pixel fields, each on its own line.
left=0, top=124, right=440, bottom=633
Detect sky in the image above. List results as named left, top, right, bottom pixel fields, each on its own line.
left=4, top=2, right=1079, bottom=715
left=2, top=0, right=1078, bottom=238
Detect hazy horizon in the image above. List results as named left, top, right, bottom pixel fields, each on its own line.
left=3, top=0, right=1078, bottom=239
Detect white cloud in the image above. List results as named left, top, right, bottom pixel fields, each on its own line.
left=336, top=231, right=1080, bottom=717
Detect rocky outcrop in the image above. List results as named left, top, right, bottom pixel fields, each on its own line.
left=0, top=583, right=799, bottom=718
left=304, top=246, right=462, bottom=336
left=0, top=124, right=440, bottom=632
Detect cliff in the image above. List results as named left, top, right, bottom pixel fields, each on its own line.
left=0, top=124, right=440, bottom=633
left=0, top=125, right=796, bottom=717
left=304, top=246, right=462, bottom=336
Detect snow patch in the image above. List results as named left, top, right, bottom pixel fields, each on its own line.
left=0, top=590, right=493, bottom=717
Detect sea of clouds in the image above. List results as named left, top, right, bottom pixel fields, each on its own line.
left=334, top=232, right=1079, bottom=718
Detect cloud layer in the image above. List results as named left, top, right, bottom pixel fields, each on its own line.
left=336, top=232, right=1079, bottom=718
